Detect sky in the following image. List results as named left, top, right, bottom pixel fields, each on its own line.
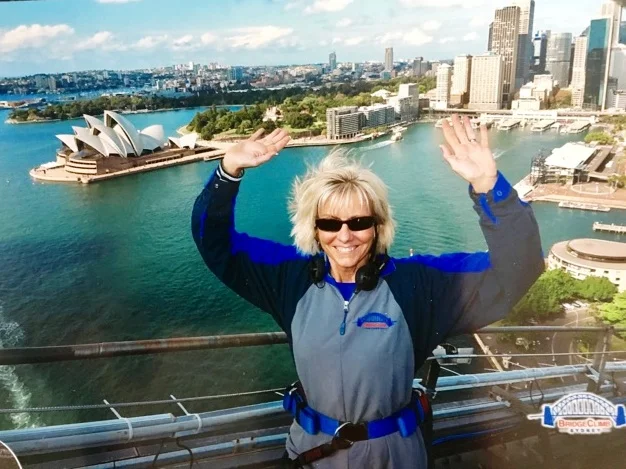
left=0, top=0, right=607, bottom=77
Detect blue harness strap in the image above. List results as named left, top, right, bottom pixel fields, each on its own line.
left=282, top=381, right=428, bottom=440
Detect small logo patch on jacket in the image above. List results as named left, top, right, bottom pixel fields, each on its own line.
left=356, top=312, right=395, bottom=329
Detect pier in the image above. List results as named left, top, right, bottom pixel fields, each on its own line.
left=567, top=121, right=592, bottom=134
left=531, top=119, right=555, bottom=132
left=558, top=201, right=611, bottom=212
left=593, top=222, right=626, bottom=233
left=498, top=119, right=521, bottom=131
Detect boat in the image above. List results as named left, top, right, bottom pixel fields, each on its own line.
left=390, top=126, right=406, bottom=142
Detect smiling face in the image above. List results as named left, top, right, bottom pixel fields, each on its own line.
left=316, top=191, right=376, bottom=283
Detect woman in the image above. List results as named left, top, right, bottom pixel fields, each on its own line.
left=191, top=115, right=544, bottom=468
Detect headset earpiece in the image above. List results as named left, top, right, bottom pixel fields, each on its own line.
left=355, top=253, right=389, bottom=291
left=309, top=254, right=326, bottom=286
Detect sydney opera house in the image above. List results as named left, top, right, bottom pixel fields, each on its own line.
left=51, top=110, right=200, bottom=178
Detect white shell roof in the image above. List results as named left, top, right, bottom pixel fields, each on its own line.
left=74, top=127, right=107, bottom=156
left=104, top=111, right=144, bottom=156
left=83, top=115, right=105, bottom=130
left=56, top=113, right=167, bottom=158
left=56, top=134, right=79, bottom=153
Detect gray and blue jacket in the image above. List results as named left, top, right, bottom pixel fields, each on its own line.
left=191, top=164, right=544, bottom=468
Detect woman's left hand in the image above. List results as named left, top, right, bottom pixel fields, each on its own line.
left=440, top=114, right=498, bottom=194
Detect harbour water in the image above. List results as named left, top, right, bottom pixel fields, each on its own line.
left=1, top=108, right=626, bottom=429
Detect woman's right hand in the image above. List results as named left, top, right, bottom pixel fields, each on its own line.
left=222, top=128, right=291, bottom=177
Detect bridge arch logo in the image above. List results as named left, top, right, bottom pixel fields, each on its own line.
left=527, top=392, right=626, bottom=435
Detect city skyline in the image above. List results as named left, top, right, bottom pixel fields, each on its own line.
left=0, top=0, right=602, bottom=77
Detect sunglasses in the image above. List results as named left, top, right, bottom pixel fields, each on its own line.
left=315, top=216, right=377, bottom=232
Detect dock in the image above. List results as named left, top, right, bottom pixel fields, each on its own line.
left=567, top=121, right=592, bottom=134
left=498, top=119, right=521, bottom=131
left=558, top=201, right=611, bottom=212
left=513, top=174, right=535, bottom=201
left=531, top=119, right=555, bottom=132
left=593, top=222, right=626, bottom=233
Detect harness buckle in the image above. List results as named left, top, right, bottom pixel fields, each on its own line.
left=333, top=421, right=368, bottom=443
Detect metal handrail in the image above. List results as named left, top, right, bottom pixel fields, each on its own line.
left=0, top=326, right=624, bottom=365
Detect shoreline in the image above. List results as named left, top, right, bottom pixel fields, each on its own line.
left=29, top=149, right=225, bottom=184
left=3, top=105, right=240, bottom=125
left=177, top=122, right=419, bottom=149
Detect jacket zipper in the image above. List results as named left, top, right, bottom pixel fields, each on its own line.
left=339, top=292, right=357, bottom=336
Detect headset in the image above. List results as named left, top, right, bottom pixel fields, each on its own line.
left=309, top=243, right=390, bottom=292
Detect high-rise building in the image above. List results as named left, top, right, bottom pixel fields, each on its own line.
left=412, top=57, right=424, bottom=77
left=513, top=0, right=535, bottom=89
left=435, top=64, right=452, bottom=109
left=584, top=18, right=611, bottom=109
left=488, top=22, right=493, bottom=51
left=48, top=76, right=57, bottom=91
left=228, top=66, right=244, bottom=81
left=451, top=55, right=472, bottom=106
left=602, top=1, right=625, bottom=45
left=469, top=53, right=504, bottom=110
left=491, top=5, right=521, bottom=106
left=532, top=31, right=548, bottom=75
left=545, top=32, right=573, bottom=87
left=385, top=47, right=393, bottom=71
left=326, top=106, right=361, bottom=140
left=571, top=34, right=589, bottom=107
left=34, top=75, right=47, bottom=89
left=329, top=52, right=337, bottom=71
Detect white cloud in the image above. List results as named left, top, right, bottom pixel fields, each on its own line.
left=463, top=31, right=479, bottom=41
left=171, top=34, right=194, bottom=50
left=305, top=0, right=353, bottom=14
left=439, top=37, right=456, bottom=44
left=284, top=1, right=300, bottom=10
left=0, top=24, right=74, bottom=53
left=135, top=35, right=168, bottom=49
left=332, top=37, right=342, bottom=44
left=227, top=26, right=293, bottom=49
left=422, top=20, right=442, bottom=32
left=399, top=0, right=485, bottom=7
left=319, top=40, right=329, bottom=46
left=344, top=36, right=364, bottom=46
left=96, top=0, right=141, bottom=3
left=201, top=32, right=217, bottom=44
left=470, top=15, right=490, bottom=27
left=336, top=18, right=353, bottom=28
left=404, top=28, right=433, bottom=46
left=377, top=28, right=432, bottom=46
left=75, top=31, right=119, bottom=51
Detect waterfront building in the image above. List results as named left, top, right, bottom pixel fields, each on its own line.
left=52, top=111, right=194, bottom=178
left=434, top=64, right=452, bottom=110
left=585, top=18, right=611, bottom=110
left=549, top=239, right=626, bottom=291
left=571, top=34, right=589, bottom=107
left=34, top=75, right=47, bottom=90
left=533, top=73, right=555, bottom=95
left=511, top=83, right=541, bottom=110
left=491, top=5, right=520, bottom=106
left=534, top=142, right=599, bottom=184
left=469, top=53, right=504, bottom=110
left=385, top=47, right=393, bottom=71
left=326, top=106, right=361, bottom=140
left=360, top=103, right=396, bottom=127
left=329, top=52, right=337, bottom=71
left=513, top=0, right=535, bottom=90
left=545, top=32, right=573, bottom=87
left=48, top=76, right=57, bottom=91
left=451, top=55, right=472, bottom=106
left=610, top=89, right=626, bottom=108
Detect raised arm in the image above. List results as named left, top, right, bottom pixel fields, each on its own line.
left=413, top=115, right=544, bottom=346
left=191, top=129, right=306, bottom=329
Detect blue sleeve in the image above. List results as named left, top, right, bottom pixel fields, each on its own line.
left=191, top=164, right=310, bottom=333
left=397, top=172, right=544, bottom=347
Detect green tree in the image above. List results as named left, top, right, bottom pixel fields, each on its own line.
left=598, top=291, right=626, bottom=327
left=584, top=132, right=614, bottom=145
left=577, top=276, right=617, bottom=302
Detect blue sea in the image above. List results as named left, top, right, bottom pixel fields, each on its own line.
left=1, top=108, right=624, bottom=429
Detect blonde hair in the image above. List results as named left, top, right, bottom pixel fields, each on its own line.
left=289, top=149, right=395, bottom=255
